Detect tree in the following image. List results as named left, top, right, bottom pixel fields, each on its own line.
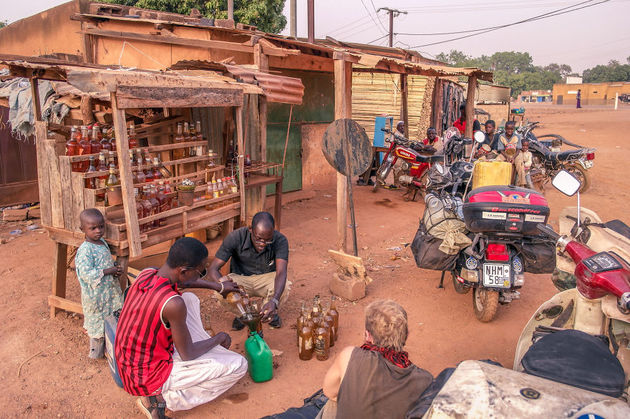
left=583, top=61, right=630, bottom=83
left=102, top=0, right=286, bottom=33
left=0, top=20, right=7, bottom=29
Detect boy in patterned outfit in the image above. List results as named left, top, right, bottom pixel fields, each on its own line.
left=75, top=208, right=123, bottom=359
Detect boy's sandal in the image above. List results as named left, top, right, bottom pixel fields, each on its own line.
left=136, top=396, right=171, bottom=419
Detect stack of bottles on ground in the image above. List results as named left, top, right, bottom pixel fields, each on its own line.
left=297, top=295, right=339, bottom=361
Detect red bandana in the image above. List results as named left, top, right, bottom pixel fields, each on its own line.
left=360, top=342, right=412, bottom=368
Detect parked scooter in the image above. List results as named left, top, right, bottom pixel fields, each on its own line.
left=518, top=121, right=595, bottom=192
left=514, top=170, right=630, bottom=390
left=373, top=127, right=442, bottom=200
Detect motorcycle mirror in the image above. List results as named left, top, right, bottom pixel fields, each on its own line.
left=552, top=170, right=581, bottom=196
left=473, top=131, right=485, bottom=143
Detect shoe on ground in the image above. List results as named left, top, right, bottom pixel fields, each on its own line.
left=356, top=179, right=366, bottom=186
left=89, top=337, right=105, bottom=359
left=269, top=313, right=282, bottom=329
left=232, top=317, right=245, bottom=331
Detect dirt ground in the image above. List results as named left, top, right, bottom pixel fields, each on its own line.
left=1, top=105, right=629, bottom=418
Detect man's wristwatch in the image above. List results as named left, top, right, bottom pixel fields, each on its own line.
left=270, top=297, right=280, bottom=308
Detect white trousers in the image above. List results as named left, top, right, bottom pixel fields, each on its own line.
left=161, top=292, right=248, bottom=411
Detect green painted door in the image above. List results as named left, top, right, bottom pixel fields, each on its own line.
left=266, top=70, right=334, bottom=193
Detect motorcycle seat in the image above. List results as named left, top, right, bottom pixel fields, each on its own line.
left=416, top=154, right=444, bottom=163
left=541, top=149, right=583, bottom=161
left=605, top=219, right=630, bottom=240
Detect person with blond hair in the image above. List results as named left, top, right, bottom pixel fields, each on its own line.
left=318, top=300, right=432, bottom=418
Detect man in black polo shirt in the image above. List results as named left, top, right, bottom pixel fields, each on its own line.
left=209, top=212, right=289, bottom=329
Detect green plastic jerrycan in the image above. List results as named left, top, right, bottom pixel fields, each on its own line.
left=244, top=331, right=273, bottom=383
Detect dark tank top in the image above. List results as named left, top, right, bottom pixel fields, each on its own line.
left=336, top=347, right=432, bottom=419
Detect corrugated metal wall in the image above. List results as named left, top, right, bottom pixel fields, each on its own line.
left=352, top=73, right=428, bottom=141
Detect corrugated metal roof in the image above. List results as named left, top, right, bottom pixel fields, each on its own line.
left=170, top=60, right=304, bottom=105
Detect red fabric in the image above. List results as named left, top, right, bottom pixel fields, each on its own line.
left=360, top=342, right=412, bottom=368
left=453, top=118, right=466, bottom=135
left=115, top=268, right=180, bottom=396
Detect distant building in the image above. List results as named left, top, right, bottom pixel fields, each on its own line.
left=519, top=90, right=553, bottom=103
left=565, top=76, right=583, bottom=84
left=552, top=82, right=630, bottom=105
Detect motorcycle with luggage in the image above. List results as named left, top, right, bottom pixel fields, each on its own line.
left=412, top=130, right=556, bottom=322
left=413, top=172, right=630, bottom=418
left=372, top=127, right=441, bottom=200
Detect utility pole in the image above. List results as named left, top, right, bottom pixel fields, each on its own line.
left=307, top=0, right=315, bottom=43
left=290, top=0, right=297, bottom=38
left=377, top=7, right=407, bottom=47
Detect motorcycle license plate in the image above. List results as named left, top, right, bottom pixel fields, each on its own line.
left=483, top=264, right=511, bottom=288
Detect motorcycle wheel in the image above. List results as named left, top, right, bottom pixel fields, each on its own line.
left=372, top=160, right=393, bottom=193
left=564, top=163, right=590, bottom=193
left=452, top=271, right=471, bottom=294
left=473, top=287, right=499, bottom=322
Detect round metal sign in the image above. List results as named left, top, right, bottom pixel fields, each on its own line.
left=322, top=118, right=373, bottom=177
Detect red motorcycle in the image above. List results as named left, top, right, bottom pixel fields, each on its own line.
left=373, top=128, right=440, bottom=200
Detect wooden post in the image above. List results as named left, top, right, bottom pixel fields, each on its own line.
left=51, top=242, right=68, bottom=318
left=111, top=92, right=143, bottom=258
left=236, top=106, right=246, bottom=224
left=81, top=96, right=95, bottom=125
left=30, top=78, right=42, bottom=122
left=465, top=75, right=477, bottom=139
left=334, top=58, right=352, bottom=252
left=400, top=74, right=409, bottom=137
left=34, top=121, right=52, bottom=227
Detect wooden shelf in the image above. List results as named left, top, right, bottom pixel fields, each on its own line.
left=245, top=174, right=283, bottom=188
left=67, top=142, right=213, bottom=162
left=228, top=160, right=282, bottom=174
left=82, top=157, right=220, bottom=179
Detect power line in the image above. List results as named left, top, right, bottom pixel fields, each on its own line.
left=367, top=33, right=390, bottom=45
left=377, top=7, right=407, bottom=47
left=327, top=13, right=373, bottom=37
left=360, top=0, right=386, bottom=35
left=329, top=16, right=377, bottom=39
left=370, top=0, right=388, bottom=33
left=409, top=0, right=610, bottom=48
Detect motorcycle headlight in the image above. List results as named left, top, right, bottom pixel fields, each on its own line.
left=401, top=161, right=410, bottom=171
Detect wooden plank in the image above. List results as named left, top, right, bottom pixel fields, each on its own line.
left=82, top=28, right=254, bottom=54
left=465, top=76, right=477, bottom=139
left=30, top=78, right=42, bottom=122
left=400, top=74, right=409, bottom=137
left=50, top=242, right=68, bottom=318
left=71, top=172, right=86, bottom=231
left=334, top=59, right=352, bottom=252
left=115, top=86, right=243, bottom=109
left=58, top=157, right=76, bottom=230
left=111, top=92, right=143, bottom=258
left=34, top=122, right=52, bottom=227
left=84, top=187, right=97, bottom=209
left=48, top=295, right=83, bottom=316
left=43, top=140, right=65, bottom=228
left=236, top=106, right=246, bottom=224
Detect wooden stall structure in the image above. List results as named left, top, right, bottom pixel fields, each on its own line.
left=1, top=58, right=303, bottom=317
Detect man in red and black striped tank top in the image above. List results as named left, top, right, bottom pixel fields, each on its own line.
left=116, top=238, right=247, bottom=417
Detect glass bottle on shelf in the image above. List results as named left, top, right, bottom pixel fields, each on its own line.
left=245, top=154, right=252, bottom=167
left=107, top=150, right=116, bottom=169
left=152, top=157, right=163, bottom=181
left=229, top=176, right=238, bottom=194
left=157, top=182, right=171, bottom=215
left=105, top=164, right=122, bottom=206
left=140, top=187, right=153, bottom=231
left=296, top=302, right=306, bottom=346
left=188, top=122, right=197, bottom=156
left=89, top=124, right=102, bottom=155
left=173, top=122, right=185, bottom=160
left=134, top=188, right=145, bottom=232
left=67, top=126, right=80, bottom=172
left=96, top=152, right=108, bottom=201
left=144, top=156, right=155, bottom=184
left=148, top=185, right=160, bottom=227
left=195, top=121, right=204, bottom=156
left=298, top=313, right=314, bottom=361
left=100, top=126, right=111, bottom=152
left=211, top=179, right=219, bottom=199
left=84, top=156, right=97, bottom=189
left=323, top=309, right=335, bottom=347
left=79, top=126, right=91, bottom=171
left=109, top=129, right=117, bottom=153
left=314, top=320, right=330, bottom=361
left=135, top=152, right=146, bottom=185
left=128, top=123, right=138, bottom=149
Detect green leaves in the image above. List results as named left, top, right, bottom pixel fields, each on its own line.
left=100, top=0, right=287, bottom=33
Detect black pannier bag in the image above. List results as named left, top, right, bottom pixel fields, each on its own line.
left=411, top=222, right=458, bottom=271
left=515, top=238, right=557, bottom=274
left=521, top=329, right=626, bottom=397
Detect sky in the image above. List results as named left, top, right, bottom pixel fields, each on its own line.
left=4, top=0, right=630, bottom=73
